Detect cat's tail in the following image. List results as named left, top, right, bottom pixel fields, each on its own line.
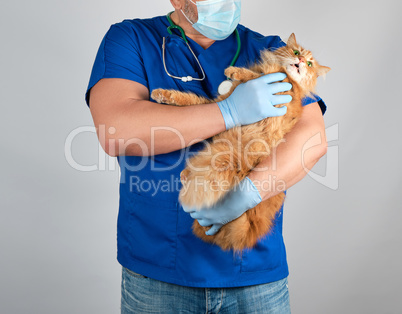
left=192, top=192, right=286, bottom=252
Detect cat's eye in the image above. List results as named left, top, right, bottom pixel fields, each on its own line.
left=307, top=61, right=313, bottom=67
left=293, top=50, right=300, bottom=55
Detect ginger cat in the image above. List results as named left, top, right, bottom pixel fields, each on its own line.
left=151, top=34, right=330, bottom=252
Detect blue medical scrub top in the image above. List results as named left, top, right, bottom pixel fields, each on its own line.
left=85, top=15, right=326, bottom=288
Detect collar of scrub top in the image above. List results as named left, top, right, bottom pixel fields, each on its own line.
left=164, top=11, right=241, bottom=85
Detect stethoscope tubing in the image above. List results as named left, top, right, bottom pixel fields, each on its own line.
left=163, top=12, right=241, bottom=85
left=162, top=37, right=206, bottom=82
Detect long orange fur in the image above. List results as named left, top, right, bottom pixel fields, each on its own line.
left=151, top=34, right=330, bottom=252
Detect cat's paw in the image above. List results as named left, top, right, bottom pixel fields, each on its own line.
left=224, top=67, right=261, bottom=82
left=224, top=66, right=241, bottom=81
left=151, top=89, right=175, bottom=104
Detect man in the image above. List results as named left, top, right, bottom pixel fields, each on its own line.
left=85, top=0, right=327, bottom=312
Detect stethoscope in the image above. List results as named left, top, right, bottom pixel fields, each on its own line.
left=163, top=12, right=241, bottom=95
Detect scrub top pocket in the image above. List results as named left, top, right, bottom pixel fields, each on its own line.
left=240, top=234, right=286, bottom=273
left=122, top=192, right=179, bottom=270
left=240, top=209, right=286, bottom=273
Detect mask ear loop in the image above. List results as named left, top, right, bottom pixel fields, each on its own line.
left=180, top=8, right=195, bottom=26
left=184, top=0, right=197, bottom=19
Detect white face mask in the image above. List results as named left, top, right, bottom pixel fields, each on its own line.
left=181, top=0, right=241, bottom=41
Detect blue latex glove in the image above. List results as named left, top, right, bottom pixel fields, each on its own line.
left=217, top=72, right=292, bottom=130
left=182, top=177, right=262, bottom=236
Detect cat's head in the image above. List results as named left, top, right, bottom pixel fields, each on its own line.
left=272, top=33, right=331, bottom=93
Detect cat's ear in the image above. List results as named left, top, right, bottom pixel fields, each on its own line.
left=317, top=65, right=331, bottom=77
left=287, top=33, right=297, bottom=47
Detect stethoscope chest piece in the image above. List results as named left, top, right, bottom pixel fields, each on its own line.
left=218, top=80, right=234, bottom=96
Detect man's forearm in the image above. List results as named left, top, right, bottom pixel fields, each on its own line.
left=96, top=99, right=226, bottom=157
left=247, top=102, right=328, bottom=201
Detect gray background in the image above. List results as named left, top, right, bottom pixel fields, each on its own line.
left=1, top=0, right=401, bottom=313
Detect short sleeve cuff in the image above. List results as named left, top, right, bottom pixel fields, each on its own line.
left=302, top=93, right=327, bottom=115
left=84, top=23, right=149, bottom=107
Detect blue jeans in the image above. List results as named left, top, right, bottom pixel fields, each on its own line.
left=121, top=267, right=291, bottom=313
